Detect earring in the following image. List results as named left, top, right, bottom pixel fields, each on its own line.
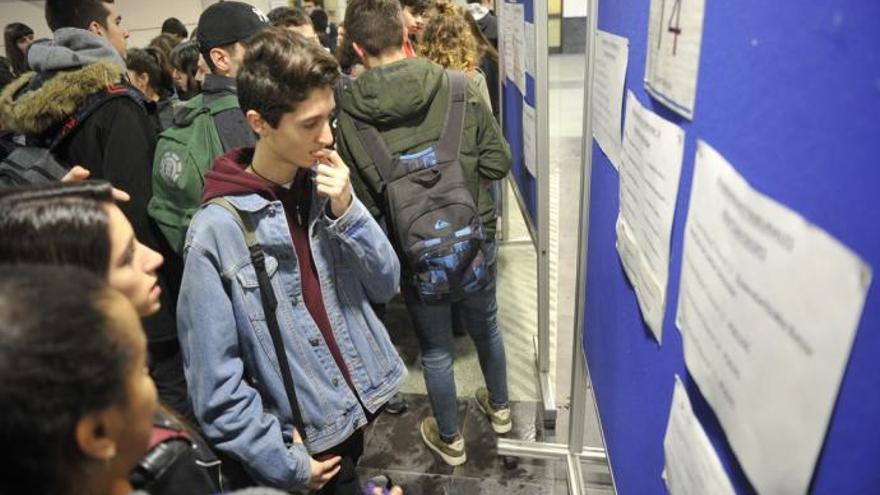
left=103, top=447, right=117, bottom=471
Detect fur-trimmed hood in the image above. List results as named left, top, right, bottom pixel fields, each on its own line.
left=0, top=28, right=127, bottom=136
left=0, top=61, right=125, bottom=136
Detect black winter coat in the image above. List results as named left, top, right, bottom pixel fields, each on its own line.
left=0, top=60, right=179, bottom=343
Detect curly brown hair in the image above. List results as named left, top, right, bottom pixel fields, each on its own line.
left=418, top=0, right=477, bottom=71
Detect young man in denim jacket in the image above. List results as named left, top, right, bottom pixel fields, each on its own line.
left=177, top=28, right=405, bottom=494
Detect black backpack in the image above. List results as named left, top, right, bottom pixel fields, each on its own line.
left=130, top=408, right=223, bottom=494
left=0, top=84, right=142, bottom=186
left=350, top=70, right=492, bottom=303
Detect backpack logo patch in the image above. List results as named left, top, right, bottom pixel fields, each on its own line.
left=159, top=151, right=182, bottom=185
left=434, top=219, right=451, bottom=231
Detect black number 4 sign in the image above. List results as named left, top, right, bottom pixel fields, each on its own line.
left=657, top=0, right=684, bottom=56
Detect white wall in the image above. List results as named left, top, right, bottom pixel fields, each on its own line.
left=0, top=0, right=281, bottom=54
left=563, top=0, right=587, bottom=18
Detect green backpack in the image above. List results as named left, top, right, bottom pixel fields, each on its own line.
left=148, top=93, right=240, bottom=254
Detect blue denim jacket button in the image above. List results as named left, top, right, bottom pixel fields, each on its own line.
left=332, top=377, right=340, bottom=387
left=309, top=337, right=321, bottom=346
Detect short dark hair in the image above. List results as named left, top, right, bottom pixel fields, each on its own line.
left=268, top=7, right=313, bottom=29
left=344, top=0, right=404, bottom=57
left=400, top=0, right=432, bottom=14
left=4, top=22, right=34, bottom=75
left=0, top=264, right=134, bottom=494
left=0, top=181, right=115, bottom=277
left=310, top=9, right=329, bottom=32
left=334, top=32, right=359, bottom=73
left=237, top=27, right=339, bottom=128
left=45, top=0, right=114, bottom=31
left=161, top=17, right=188, bottom=39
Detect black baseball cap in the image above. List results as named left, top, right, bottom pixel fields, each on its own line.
left=197, top=1, right=269, bottom=51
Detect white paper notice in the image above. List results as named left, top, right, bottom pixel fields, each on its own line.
left=524, top=22, right=536, bottom=77
left=663, top=376, right=736, bottom=495
left=502, top=3, right=513, bottom=83
left=522, top=103, right=537, bottom=177
left=617, top=91, right=685, bottom=342
left=592, top=30, right=629, bottom=170
left=511, top=4, right=526, bottom=93
left=676, top=141, right=873, bottom=495
left=644, top=0, right=706, bottom=120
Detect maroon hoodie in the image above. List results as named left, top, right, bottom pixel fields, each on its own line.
left=202, top=148, right=357, bottom=399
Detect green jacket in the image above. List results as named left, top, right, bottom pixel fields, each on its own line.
left=335, top=58, right=512, bottom=236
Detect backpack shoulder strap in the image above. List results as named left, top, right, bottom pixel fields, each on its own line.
left=435, top=70, right=469, bottom=163
left=170, top=94, right=207, bottom=127
left=205, top=93, right=241, bottom=116
left=337, top=78, right=397, bottom=183
left=205, top=197, right=258, bottom=247
left=206, top=94, right=245, bottom=152
left=350, top=118, right=396, bottom=183
left=48, top=84, right=143, bottom=151
left=168, top=93, right=238, bottom=128
left=203, top=197, right=310, bottom=448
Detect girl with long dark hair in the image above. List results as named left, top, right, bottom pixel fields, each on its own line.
left=169, top=40, right=206, bottom=101
left=4, top=22, right=34, bottom=76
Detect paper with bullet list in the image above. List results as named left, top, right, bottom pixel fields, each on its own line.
left=676, top=141, right=873, bottom=495
left=592, top=30, right=629, bottom=170
left=617, top=91, right=685, bottom=342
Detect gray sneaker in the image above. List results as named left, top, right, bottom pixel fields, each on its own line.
left=419, top=416, right=467, bottom=466
left=475, top=387, right=512, bottom=434
left=384, top=392, right=407, bottom=415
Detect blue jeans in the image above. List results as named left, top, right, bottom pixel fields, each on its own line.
left=406, top=273, right=509, bottom=439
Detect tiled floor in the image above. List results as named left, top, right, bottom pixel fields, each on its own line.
left=358, top=394, right=570, bottom=495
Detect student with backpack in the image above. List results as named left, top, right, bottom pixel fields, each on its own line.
left=177, top=28, right=405, bottom=493
left=335, top=0, right=512, bottom=466
left=149, top=1, right=268, bottom=254
left=0, top=0, right=191, bottom=423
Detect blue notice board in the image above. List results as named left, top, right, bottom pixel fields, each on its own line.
left=582, top=1, right=880, bottom=494
left=502, top=0, right=538, bottom=230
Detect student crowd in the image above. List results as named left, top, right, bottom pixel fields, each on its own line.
left=0, top=0, right=509, bottom=493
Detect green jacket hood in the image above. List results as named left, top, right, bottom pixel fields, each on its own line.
left=339, top=58, right=444, bottom=126
left=0, top=60, right=124, bottom=136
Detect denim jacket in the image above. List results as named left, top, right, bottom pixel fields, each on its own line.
left=177, top=190, right=405, bottom=489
